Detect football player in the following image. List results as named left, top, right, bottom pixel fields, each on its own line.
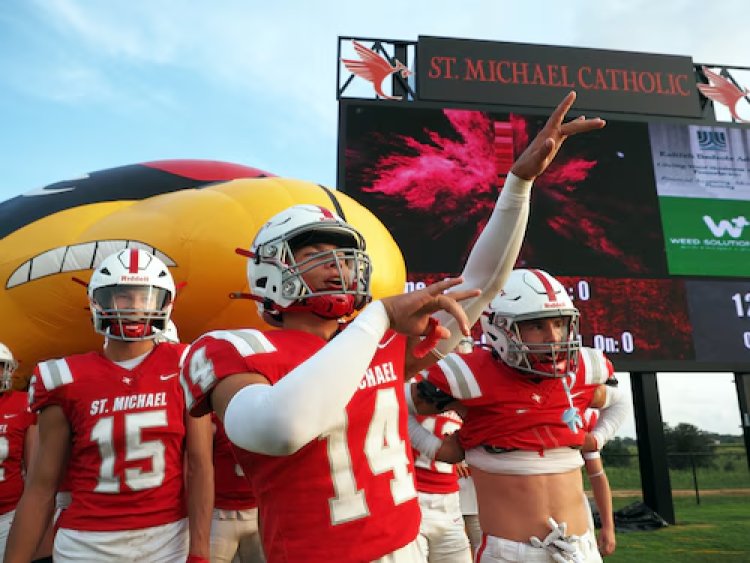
left=411, top=403, right=472, bottom=563
left=154, top=320, right=263, bottom=562
left=156, top=321, right=263, bottom=562
left=181, top=93, right=605, bottom=562
left=408, top=268, right=629, bottom=563
left=0, top=343, right=38, bottom=557
left=5, top=249, right=213, bottom=563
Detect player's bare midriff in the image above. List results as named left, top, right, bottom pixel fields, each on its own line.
left=471, top=465, right=589, bottom=542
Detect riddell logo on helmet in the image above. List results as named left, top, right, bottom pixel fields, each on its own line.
left=543, top=301, right=564, bottom=308
left=120, top=275, right=148, bottom=283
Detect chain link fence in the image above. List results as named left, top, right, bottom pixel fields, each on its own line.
left=594, top=450, right=750, bottom=504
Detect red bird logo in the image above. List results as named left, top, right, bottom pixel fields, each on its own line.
left=697, top=66, right=750, bottom=123
left=341, top=41, right=412, bottom=100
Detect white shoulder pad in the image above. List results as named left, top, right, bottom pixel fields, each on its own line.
left=37, top=358, right=74, bottom=391
left=204, top=329, right=276, bottom=357
left=437, top=353, right=483, bottom=400
left=579, top=347, right=610, bottom=385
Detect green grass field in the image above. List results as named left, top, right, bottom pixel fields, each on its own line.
left=604, top=495, right=750, bottom=562
left=588, top=451, right=750, bottom=493
left=595, top=465, right=750, bottom=492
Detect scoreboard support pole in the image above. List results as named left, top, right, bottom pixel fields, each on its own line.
left=735, top=373, right=750, bottom=471
left=630, top=372, right=675, bottom=524
left=392, top=42, right=409, bottom=99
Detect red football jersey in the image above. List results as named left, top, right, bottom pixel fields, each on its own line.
left=212, top=415, right=256, bottom=510
left=412, top=410, right=463, bottom=495
left=182, top=328, right=421, bottom=563
left=0, top=391, right=36, bottom=515
left=425, top=347, right=613, bottom=454
left=30, top=343, right=189, bottom=531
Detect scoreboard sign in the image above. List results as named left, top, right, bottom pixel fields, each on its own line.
left=417, top=36, right=702, bottom=118
left=338, top=100, right=750, bottom=372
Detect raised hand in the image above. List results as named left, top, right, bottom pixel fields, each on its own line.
left=381, top=277, right=480, bottom=339
left=511, top=91, right=606, bottom=181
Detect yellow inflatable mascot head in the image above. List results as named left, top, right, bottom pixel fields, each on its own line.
left=0, top=160, right=405, bottom=383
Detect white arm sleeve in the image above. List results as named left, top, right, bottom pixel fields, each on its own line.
left=433, top=172, right=532, bottom=356
left=407, top=412, right=442, bottom=460
left=224, top=301, right=389, bottom=456
left=590, top=386, right=630, bottom=450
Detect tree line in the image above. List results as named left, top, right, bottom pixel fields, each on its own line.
left=602, top=423, right=744, bottom=470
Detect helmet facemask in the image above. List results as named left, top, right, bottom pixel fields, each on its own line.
left=248, top=205, right=373, bottom=325
left=0, top=344, right=18, bottom=392
left=0, top=358, right=17, bottom=392
left=481, top=269, right=582, bottom=379
left=499, top=310, right=581, bottom=378
left=88, top=249, right=176, bottom=342
left=91, top=284, right=173, bottom=341
left=298, top=247, right=366, bottom=289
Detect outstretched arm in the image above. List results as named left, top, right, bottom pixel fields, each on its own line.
left=219, top=278, right=479, bottom=456
left=410, top=91, right=606, bottom=374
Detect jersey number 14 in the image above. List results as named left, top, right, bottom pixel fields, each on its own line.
left=321, top=387, right=416, bottom=525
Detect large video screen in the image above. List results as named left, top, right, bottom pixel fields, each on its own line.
left=339, top=100, right=750, bottom=372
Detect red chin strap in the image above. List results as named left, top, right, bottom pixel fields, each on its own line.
left=240, top=293, right=360, bottom=322
left=287, top=294, right=357, bottom=319
left=109, top=322, right=153, bottom=339
left=528, top=354, right=569, bottom=376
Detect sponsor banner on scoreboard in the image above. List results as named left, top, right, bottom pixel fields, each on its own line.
left=649, top=123, right=750, bottom=200
left=416, top=36, right=701, bottom=118
left=658, top=196, right=750, bottom=276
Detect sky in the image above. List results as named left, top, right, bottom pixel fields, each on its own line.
left=1, top=0, right=749, bottom=438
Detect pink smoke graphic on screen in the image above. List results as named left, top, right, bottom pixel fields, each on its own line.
left=363, top=110, right=498, bottom=217
left=361, top=110, right=644, bottom=270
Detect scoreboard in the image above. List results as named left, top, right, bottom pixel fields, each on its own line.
left=338, top=100, right=750, bottom=372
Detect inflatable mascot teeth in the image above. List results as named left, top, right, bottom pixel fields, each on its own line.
left=0, top=160, right=405, bottom=384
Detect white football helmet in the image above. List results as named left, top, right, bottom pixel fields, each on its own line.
left=88, top=249, right=176, bottom=341
left=246, top=204, right=372, bottom=326
left=0, top=343, right=17, bottom=392
left=480, top=268, right=580, bottom=378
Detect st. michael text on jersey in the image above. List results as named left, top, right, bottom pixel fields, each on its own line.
left=89, top=392, right=168, bottom=415
left=358, top=361, right=398, bottom=390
